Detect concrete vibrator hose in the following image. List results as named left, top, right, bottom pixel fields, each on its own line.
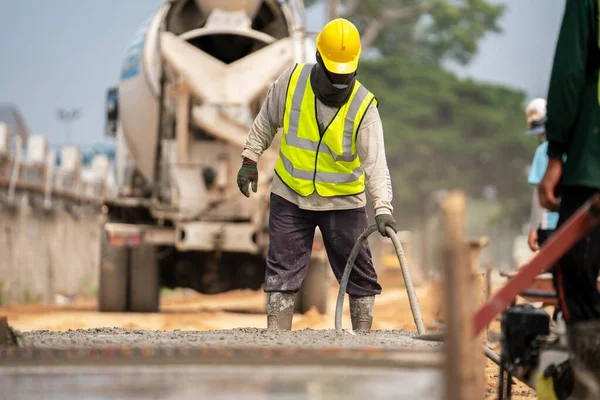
left=335, top=225, right=426, bottom=335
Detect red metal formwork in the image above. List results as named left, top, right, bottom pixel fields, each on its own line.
left=472, top=193, right=600, bottom=337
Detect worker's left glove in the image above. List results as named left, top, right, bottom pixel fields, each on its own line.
left=237, top=157, right=259, bottom=198
left=375, top=214, right=398, bottom=237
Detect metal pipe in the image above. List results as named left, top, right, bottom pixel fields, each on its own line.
left=484, top=346, right=501, bottom=366
left=520, top=289, right=557, bottom=299
left=335, top=224, right=425, bottom=335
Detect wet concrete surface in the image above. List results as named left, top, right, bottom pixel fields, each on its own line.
left=19, top=327, right=441, bottom=350
left=1, top=364, right=443, bottom=400
left=0, top=280, right=536, bottom=399
left=4, top=328, right=442, bottom=399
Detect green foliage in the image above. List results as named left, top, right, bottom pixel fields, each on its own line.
left=79, top=277, right=98, bottom=298
left=307, top=0, right=505, bottom=66
left=358, top=57, right=533, bottom=226
left=0, top=280, right=5, bottom=306
left=423, top=0, right=505, bottom=65
left=21, top=289, right=42, bottom=304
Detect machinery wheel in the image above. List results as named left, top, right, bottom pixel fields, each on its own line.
left=128, top=245, right=160, bottom=313
left=295, top=258, right=331, bottom=315
left=98, top=232, right=129, bottom=312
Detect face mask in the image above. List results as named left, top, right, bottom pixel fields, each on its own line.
left=333, top=83, right=349, bottom=89
left=311, top=52, right=357, bottom=107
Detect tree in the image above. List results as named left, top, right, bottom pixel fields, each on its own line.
left=358, top=57, right=532, bottom=226
left=306, top=0, right=505, bottom=66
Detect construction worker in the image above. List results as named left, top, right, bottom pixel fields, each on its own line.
left=237, top=18, right=396, bottom=331
left=539, top=0, right=600, bottom=395
left=525, top=98, right=566, bottom=325
left=524, top=98, right=559, bottom=252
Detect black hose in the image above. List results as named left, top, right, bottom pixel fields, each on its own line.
left=335, top=225, right=378, bottom=333
left=414, top=332, right=445, bottom=342
left=335, top=224, right=425, bottom=334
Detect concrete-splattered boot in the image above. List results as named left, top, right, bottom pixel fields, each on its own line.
left=267, top=292, right=295, bottom=331
left=349, top=295, right=375, bottom=331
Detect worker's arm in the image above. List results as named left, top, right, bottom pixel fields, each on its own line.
left=529, top=188, right=543, bottom=232
left=241, top=67, right=294, bottom=162
left=541, top=0, right=591, bottom=210
left=528, top=144, right=548, bottom=236
left=357, top=105, right=394, bottom=217
left=545, top=0, right=591, bottom=159
left=528, top=188, right=543, bottom=251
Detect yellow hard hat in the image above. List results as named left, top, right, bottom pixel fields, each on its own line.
left=316, top=18, right=361, bottom=75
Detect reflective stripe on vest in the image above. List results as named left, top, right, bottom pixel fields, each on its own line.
left=274, top=63, right=376, bottom=197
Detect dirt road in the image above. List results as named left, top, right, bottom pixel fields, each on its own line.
left=0, top=271, right=435, bottom=332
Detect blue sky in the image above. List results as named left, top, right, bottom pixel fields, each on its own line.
left=0, top=0, right=565, bottom=147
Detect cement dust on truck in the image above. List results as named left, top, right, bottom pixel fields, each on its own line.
left=100, top=0, right=331, bottom=314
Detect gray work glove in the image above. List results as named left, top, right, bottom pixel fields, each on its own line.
left=237, top=157, right=259, bottom=198
left=375, top=214, right=398, bottom=237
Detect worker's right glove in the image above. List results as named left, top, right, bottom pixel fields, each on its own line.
left=237, top=157, right=259, bottom=198
left=375, top=214, right=398, bottom=237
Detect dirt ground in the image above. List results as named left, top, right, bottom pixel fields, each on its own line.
left=0, top=269, right=535, bottom=399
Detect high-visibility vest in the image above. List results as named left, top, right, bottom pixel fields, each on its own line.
left=274, top=63, right=377, bottom=197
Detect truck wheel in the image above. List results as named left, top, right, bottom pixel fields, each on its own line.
left=98, top=232, right=129, bottom=312
left=128, top=245, right=160, bottom=312
left=295, top=258, right=331, bottom=315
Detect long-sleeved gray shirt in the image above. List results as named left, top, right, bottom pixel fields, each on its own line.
left=242, top=66, right=394, bottom=217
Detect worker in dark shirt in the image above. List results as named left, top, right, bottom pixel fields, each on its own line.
left=540, top=0, right=600, bottom=326
left=539, top=0, right=600, bottom=394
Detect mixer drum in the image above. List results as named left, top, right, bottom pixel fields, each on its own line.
left=117, top=0, right=292, bottom=182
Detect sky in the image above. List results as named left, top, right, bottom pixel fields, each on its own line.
left=0, top=0, right=566, bottom=147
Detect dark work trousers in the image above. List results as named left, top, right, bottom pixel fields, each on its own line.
left=537, top=229, right=555, bottom=247
left=552, top=186, right=600, bottom=325
left=264, top=193, right=382, bottom=297
left=537, top=228, right=558, bottom=320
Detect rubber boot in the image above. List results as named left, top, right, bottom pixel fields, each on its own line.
left=349, top=295, right=375, bottom=331
left=568, top=321, right=600, bottom=400
left=267, top=292, right=295, bottom=331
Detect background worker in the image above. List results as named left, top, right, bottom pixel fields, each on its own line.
left=525, top=98, right=559, bottom=252
left=539, top=0, right=600, bottom=393
left=237, top=18, right=397, bottom=331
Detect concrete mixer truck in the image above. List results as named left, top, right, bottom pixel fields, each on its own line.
left=99, top=0, right=332, bottom=313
